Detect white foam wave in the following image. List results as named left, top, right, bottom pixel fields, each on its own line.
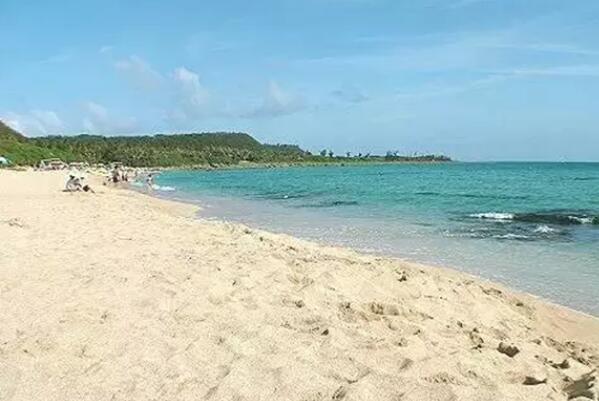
left=494, top=233, right=529, bottom=240
left=470, top=212, right=514, bottom=220
left=568, top=216, right=593, bottom=224
left=153, top=185, right=176, bottom=192
left=534, top=225, right=557, bottom=234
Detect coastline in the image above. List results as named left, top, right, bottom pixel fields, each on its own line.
left=1, top=169, right=598, bottom=401
left=120, top=159, right=455, bottom=173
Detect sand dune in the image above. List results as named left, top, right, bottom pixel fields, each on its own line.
left=0, top=170, right=597, bottom=401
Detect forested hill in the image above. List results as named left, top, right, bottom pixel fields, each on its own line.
left=1, top=126, right=311, bottom=166
left=0, top=120, right=451, bottom=167
left=1, top=121, right=64, bottom=164
left=29, top=133, right=310, bottom=166
left=0, top=121, right=26, bottom=142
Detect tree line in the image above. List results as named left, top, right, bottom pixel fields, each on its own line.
left=0, top=121, right=450, bottom=167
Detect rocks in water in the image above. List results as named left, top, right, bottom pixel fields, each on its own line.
left=523, top=376, right=547, bottom=386
left=563, top=370, right=597, bottom=400
left=497, top=342, right=520, bottom=358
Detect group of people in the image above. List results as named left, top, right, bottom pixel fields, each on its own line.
left=110, top=166, right=129, bottom=184
left=65, top=175, right=95, bottom=193
left=65, top=165, right=156, bottom=194
left=108, top=166, right=155, bottom=191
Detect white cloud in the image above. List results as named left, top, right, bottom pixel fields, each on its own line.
left=171, top=67, right=211, bottom=119
left=245, top=81, right=306, bottom=118
left=114, top=55, right=163, bottom=91
left=82, top=101, right=137, bottom=134
left=1, top=110, right=64, bottom=136
left=294, top=21, right=599, bottom=76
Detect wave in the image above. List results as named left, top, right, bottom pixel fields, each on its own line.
left=260, top=193, right=312, bottom=200
left=493, top=233, right=530, bottom=240
left=299, top=200, right=359, bottom=208
left=533, top=225, right=558, bottom=234
left=416, top=192, right=528, bottom=200
left=469, top=212, right=515, bottom=221
left=573, top=177, right=598, bottom=181
left=130, top=181, right=175, bottom=192
left=469, top=211, right=598, bottom=226
left=152, top=185, right=176, bottom=192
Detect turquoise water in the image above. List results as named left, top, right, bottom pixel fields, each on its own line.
left=155, top=163, right=599, bottom=315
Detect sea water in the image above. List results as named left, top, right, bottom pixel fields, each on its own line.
left=155, top=162, right=599, bottom=315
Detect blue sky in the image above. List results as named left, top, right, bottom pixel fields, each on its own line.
left=1, top=0, right=599, bottom=160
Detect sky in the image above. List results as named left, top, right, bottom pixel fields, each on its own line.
left=1, top=0, right=599, bottom=161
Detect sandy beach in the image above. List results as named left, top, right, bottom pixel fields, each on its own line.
left=1, top=169, right=597, bottom=401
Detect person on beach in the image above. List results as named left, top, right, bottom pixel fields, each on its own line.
left=146, top=173, right=155, bottom=191
left=112, top=167, right=121, bottom=184
left=80, top=177, right=95, bottom=193
left=65, top=175, right=79, bottom=191
left=65, top=175, right=95, bottom=193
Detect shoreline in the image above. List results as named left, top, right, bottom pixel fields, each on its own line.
left=151, top=187, right=599, bottom=322
left=146, top=171, right=599, bottom=317
left=1, top=169, right=598, bottom=400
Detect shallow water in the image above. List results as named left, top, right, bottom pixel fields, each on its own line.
left=155, top=162, right=599, bottom=315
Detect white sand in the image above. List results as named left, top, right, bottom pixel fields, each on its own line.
left=1, top=169, right=597, bottom=401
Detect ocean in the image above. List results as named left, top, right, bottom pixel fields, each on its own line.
left=153, top=162, right=599, bottom=315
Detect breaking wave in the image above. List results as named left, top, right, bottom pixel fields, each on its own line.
left=469, top=212, right=598, bottom=226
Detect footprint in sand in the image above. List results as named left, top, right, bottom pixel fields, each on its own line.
left=367, top=302, right=400, bottom=316
left=337, top=302, right=370, bottom=323
left=332, top=385, right=347, bottom=400
left=2, top=218, right=27, bottom=228
left=563, top=370, right=597, bottom=400
left=424, top=372, right=464, bottom=385
left=469, top=328, right=484, bottom=349
left=287, top=274, right=314, bottom=288
left=497, top=342, right=520, bottom=358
